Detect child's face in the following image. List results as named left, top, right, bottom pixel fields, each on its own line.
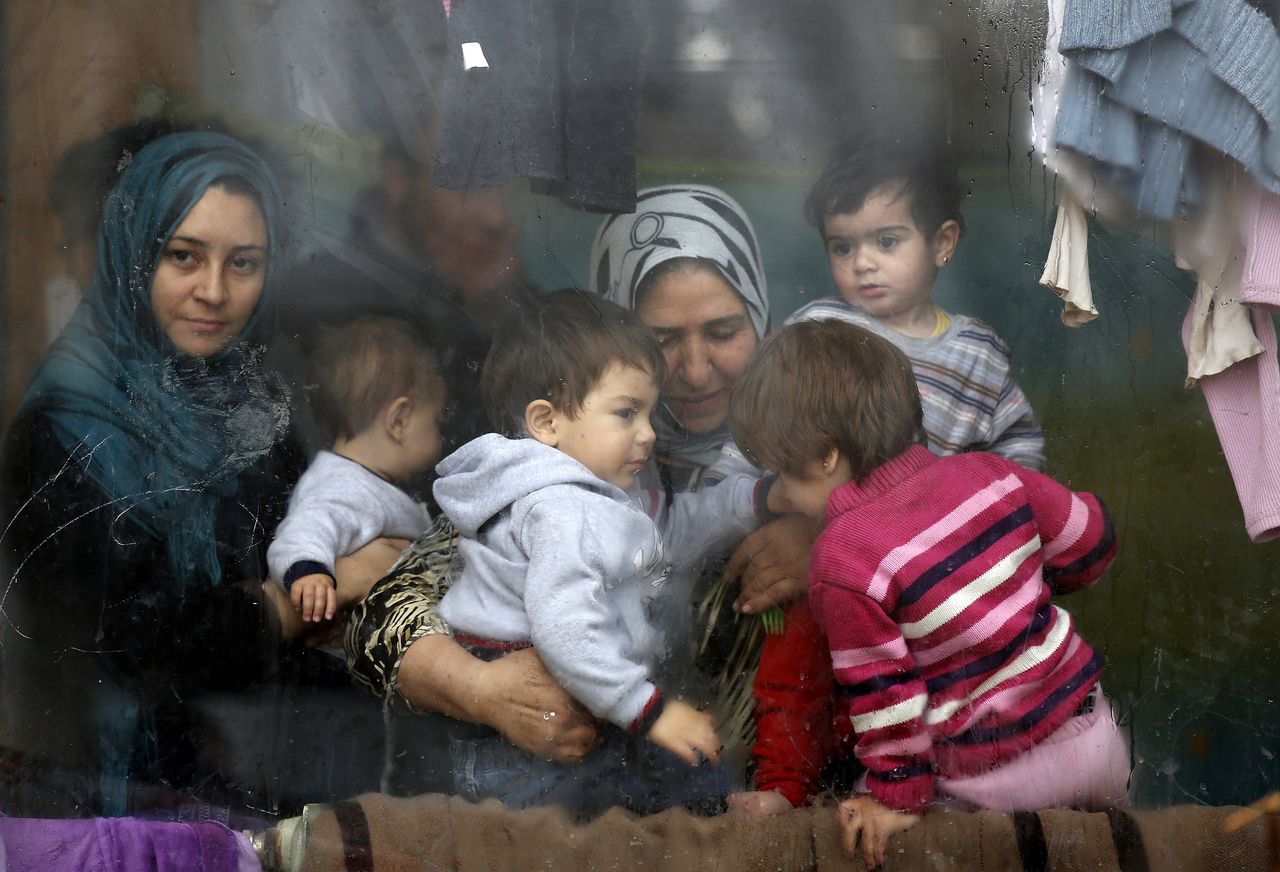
left=551, top=362, right=659, bottom=490
left=398, top=379, right=447, bottom=476
left=770, top=453, right=853, bottom=521
left=823, top=184, right=956, bottom=331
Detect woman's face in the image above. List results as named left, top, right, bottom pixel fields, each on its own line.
left=635, top=265, right=759, bottom=434
left=149, top=185, right=268, bottom=358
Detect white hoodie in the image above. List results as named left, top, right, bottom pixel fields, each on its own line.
left=436, top=434, right=762, bottom=730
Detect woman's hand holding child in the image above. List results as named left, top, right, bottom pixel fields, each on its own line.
left=646, top=700, right=722, bottom=766
left=725, top=514, right=815, bottom=615
left=333, top=536, right=411, bottom=606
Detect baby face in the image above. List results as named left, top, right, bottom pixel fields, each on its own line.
left=398, top=378, right=447, bottom=477
left=553, top=362, right=660, bottom=490
left=823, top=184, right=953, bottom=335
left=769, top=456, right=849, bottom=522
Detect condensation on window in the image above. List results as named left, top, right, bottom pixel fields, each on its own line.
left=1, top=0, right=1278, bottom=868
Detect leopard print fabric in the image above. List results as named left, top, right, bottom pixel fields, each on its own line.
left=344, top=513, right=762, bottom=753
left=344, top=515, right=462, bottom=712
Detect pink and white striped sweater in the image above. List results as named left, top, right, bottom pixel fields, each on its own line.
left=809, top=445, right=1116, bottom=813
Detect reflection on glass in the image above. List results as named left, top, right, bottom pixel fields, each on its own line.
left=1, top=1, right=1278, bottom=868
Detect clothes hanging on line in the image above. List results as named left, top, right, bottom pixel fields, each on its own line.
left=1176, top=158, right=1265, bottom=384
left=1034, top=0, right=1280, bottom=542
left=431, top=0, right=644, bottom=213
left=1240, top=186, right=1280, bottom=308
left=1174, top=164, right=1280, bottom=542
left=1039, top=192, right=1100, bottom=327
left=1053, top=0, right=1280, bottom=220
left=1182, top=303, right=1280, bottom=543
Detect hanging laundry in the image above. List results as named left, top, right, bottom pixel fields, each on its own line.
left=1182, top=308, right=1280, bottom=543
left=1176, top=162, right=1280, bottom=542
left=1040, top=192, right=1100, bottom=326
left=1035, top=0, right=1280, bottom=541
left=431, top=0, right=644, bottom=213
left=1030, top=0, right=1143, bottom=327
left=1054, top=0, right=1280, bottom=220
left=1240, top=187, right=1280, bottom=309
left=1176, top=157, right=1264, bottom=384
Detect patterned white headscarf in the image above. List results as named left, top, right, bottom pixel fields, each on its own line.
left=589, top=185, right=769, bottom=468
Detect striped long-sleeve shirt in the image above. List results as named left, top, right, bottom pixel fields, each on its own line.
left=787, top=300, right=1046, bottom=470
left=809, top=446, right=1115, bottom=813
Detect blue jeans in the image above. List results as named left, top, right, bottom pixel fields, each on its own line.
left=450, top=726, right=730, bottom=820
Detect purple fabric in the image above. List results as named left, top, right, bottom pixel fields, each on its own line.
left=0, top=816, right=256, bottom=872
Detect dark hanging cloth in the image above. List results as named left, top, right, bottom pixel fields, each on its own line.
left=430, top=0, right=644, bottom=213
left=1246, top=0, right=1279, bottom=29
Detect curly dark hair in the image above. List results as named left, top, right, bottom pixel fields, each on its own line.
left=804, top=132, right=967, bottom=239
left=481, top=288, right=666, bottom=437
left=730, top=319, right=925, bottom=481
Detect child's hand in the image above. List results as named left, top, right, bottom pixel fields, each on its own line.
left=727, top=789, right=793, bottom=816
left=646, top=699, right=722, bottom=766
left=290, top=573, right=338, bottom=623
left=838, top=795, right=920, bottom=869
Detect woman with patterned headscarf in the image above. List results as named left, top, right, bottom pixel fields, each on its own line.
left=349, top=185, right=814, bottom=796
left=590, top=184, right=769, bottom=484
left=588, top=184, right=811, bottom=767
left=0, top=132, right=392, bottom=814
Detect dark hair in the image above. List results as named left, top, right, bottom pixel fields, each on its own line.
left=804, top=133, right=967, bottom=239
left=50, top=120, right=182, bottom=244
left=482, top=288, right=666, bottom=437
left=729, top=319, right=924, bottom=481
left=210, top=173, right=260, bottom=201
left=309, top=316, right=442, bottom=443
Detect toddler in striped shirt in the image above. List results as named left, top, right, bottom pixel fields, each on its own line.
left=787, top=132, right=1045, bottom=471
left=726, top=321, right=1128, bottom=869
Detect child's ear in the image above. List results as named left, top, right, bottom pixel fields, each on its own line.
left=821, top=446, right=842, bottom=477
left=822, top=446, right=853, bottom=483
left=385, top=396, right=413, bottom=443
left=932, top=219, right=961, bottom=268
left=524, top=399, right=561, bottom=447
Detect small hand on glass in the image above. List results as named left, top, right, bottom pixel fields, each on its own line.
left=837, top=795, right=920, bottom=869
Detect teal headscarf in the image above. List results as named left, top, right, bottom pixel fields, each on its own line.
left=19, top=132, right=291, bottom=588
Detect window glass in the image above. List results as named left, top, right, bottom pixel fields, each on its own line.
left=2, top=0, right=1278, bottom=864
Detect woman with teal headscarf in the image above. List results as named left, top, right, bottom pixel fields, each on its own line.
left=0, top=132, right=388, bottom=815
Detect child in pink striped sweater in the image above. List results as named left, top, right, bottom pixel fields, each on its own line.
left=727, top=320, right=1128, bottom=869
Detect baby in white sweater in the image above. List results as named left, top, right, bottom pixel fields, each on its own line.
left=269, top=316, right=443, bottom=622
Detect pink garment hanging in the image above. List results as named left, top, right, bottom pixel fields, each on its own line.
left=1183, top=306, right=1280, bottom=543
left=1176, top=175, right=1280, bottom=542
left=1240, top=189, right=1280, bottom=311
